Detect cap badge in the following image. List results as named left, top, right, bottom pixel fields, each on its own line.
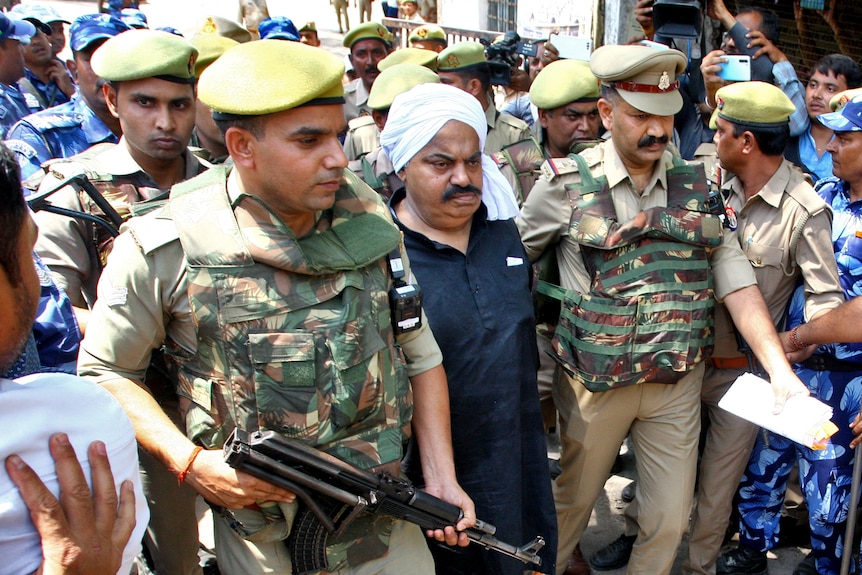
left=446, top=54, right=459, bottom=67
left=658, top=71, right=670, bottom=91
left=716, top=95, right=724, bottom=110
left=201, top=17, right=216, bottom=34
left=417, top=28, right=427, bottom=38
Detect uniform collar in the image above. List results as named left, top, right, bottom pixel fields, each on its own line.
left=723, top=159, right=791, bottom=209
left=99, top=137, right=203, bottom=183
left=73, top=94, right=117, bottom=145
left=602, top=139, right=670, bottom=195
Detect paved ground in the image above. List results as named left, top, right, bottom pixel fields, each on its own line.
left=32, top=1, right=821, bottom=573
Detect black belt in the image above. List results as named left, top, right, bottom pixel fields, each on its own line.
left=800, top=355, right=862, bottom=373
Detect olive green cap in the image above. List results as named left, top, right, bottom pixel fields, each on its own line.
left=830, top=87, right=862, bottom=112
left=709, top=81, right=795, bottom=130
left=192, top=15, right=252, bottom=43
left=590, top=44, right=687, bottom=116
left=92, top=29, right=198, bottom=84
left=409, top=24, right=446, bottom=45
left=437, top=41, right=486, bottom=72
left=342, top=22, right=392, bottom=49
left=530, top=59, right=599, bottom=109
left=378, top=47, right=438, bottom=72
left=299, top=21, right=316, bottom=33
left=368, top=63, right=440, bottom=110
left=190, top=35, right=238, bottom=78
left=199, top=40, right=344, bottom=116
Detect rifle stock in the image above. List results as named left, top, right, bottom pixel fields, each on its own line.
left=223, top=428, right=544, bottom=574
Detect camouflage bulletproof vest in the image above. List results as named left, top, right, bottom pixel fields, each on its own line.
left=547, top=154, right=722, bottom=392
left=166, top=167, right=413, bottom=472
left=493, top=137, right=545, bottom=204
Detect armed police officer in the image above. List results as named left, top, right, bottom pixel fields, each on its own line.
left=78, top=39, right=475, bottom=575
left=517, top=45, right=810, bottom=575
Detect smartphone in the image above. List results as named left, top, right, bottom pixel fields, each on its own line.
left=548, top=33, right=592, bottom=62
left=717, top=55, right=750, bottom=82
left=799, top=0, right=825, bottom=9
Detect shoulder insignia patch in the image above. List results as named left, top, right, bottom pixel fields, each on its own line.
left=541, top=157, right=580, bottom=181
left=5, top=138, right=37, bottom=159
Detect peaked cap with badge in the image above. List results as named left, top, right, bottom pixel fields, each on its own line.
left=530, top=58, right=599, bottom=110
left=819, top=93, right=862, bottom=133
left=436, top=41, right=486, bottom=72
left=709, top=81, right=794, bottom=130
left=829, top=88, right=862, bottom=113
left=378, top=47, right=438, bottom=72
left=199, top=40, right=344, bottom=117
left=92, top=29, right=198, bottom=83
left=409, top=24, right=446, bottom=45
left=191, top=15, right=252, bottom=43
left=590, top=44, right=687, bottom=116
left=342, top=21, right=392, bottom=50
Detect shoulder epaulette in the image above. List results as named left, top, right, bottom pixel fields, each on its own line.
left=348, top=115, right=375, bottom=130
left=540, top=156, right=596, bottom=181
left=5, top=138, right=37, bottom=159
left=125, top=212, right=180, bottom=255
left=786, top=169, right=830, bottom=217
left=25, top=110, right=79, bottom=132
left=491, top=150, right=508, bottom=168
left=498, top=112, right=529, bottom=131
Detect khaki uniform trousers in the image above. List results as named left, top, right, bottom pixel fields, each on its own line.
left=213, top=510, right=435, bottom=575
left=138, top=448, right=203, bottom=575
left=621, top=366, right=759, bottom=574
left=553, top=363, right=703, bottom=575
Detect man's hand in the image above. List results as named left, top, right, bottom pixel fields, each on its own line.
left=850, top=412, right=862, bottom=448
left=423, top=479, right=476, bottom=547
left=778, top=329, right=818, bottom=363
left=745, top=29, right=788, bottom=63
left=706, top=0, right=735, bottom=29
left=768, top=366, right=809, bottom=414
left=4, top=433, right=137, bottom=575
left=183, top=448, right=297, bottom=509
left=701, top=49, right=728, bottom=85
left=45, top=60, right=76, bottom=99
left=634, top=0, right=654, bottom=37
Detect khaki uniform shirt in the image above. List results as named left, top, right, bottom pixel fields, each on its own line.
left=347, top=146, right=404, bottom=195
left=343, top=79, right=371, bottom=123
left=343, top=115, right=380, bottom=161
left=33, top=139, right=208, bottom=308
left=78, top=168, right=442, bottom=387
left=711, top=159, right=843, bottom=357
left=484, top=104, right=530, bottom=156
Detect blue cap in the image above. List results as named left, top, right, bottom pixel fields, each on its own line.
left=818, top=94, right=862, bottom=133
left=258, top=17, right=299, bottom=41
left=119, top=8, right=148, bottom=29
left=0, top=12, right=36, bottom=44
left=70, top=14, right=130, bottom=53
left=8, top=5, right=55, bottom=35
left=156, top=26, right=184, bottom=37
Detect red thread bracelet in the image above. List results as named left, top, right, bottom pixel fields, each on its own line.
left=177, top=446, right=204, bottom=485
left=789, top=326, right=808, bottom=351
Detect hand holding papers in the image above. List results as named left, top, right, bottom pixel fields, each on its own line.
left=718, top=372, right=838, bottom=449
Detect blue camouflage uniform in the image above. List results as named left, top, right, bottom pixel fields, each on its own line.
left=19, top=67, right=71, bottom=113
left=0, top=81, right=35, bottom=139
left=736, top=177, right=862, bottom=575
left=6, top=93, right=118, bottom=181
left=32, top=252, right=81, bottom=374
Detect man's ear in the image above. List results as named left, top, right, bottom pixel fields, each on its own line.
left=740, top=130, right=756, bottom=155
left=466, top=77, right=484, bottom=100
left=225, top=126, right=256, bottom=169
left=371, top=109, right=388, bottom=132
left=66, top=59, right=77, bottom=81
left=102, top=83, right=119, bottom=119
left=597, top=97, right=614, bottom=132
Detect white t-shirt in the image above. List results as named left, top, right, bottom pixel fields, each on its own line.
left=0, top=373, right=148, bottom=575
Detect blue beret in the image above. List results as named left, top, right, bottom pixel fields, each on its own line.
left=70, top=13, right=130, bottom=53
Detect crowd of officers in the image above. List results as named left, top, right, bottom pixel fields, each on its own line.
left=3, top=1, right=862, bottom=575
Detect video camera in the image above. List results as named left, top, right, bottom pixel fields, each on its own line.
left=652, top=0, right=701, bottom=39
left=481, top=31, right=539, bottom=86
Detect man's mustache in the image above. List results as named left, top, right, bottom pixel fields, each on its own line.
left=441, top=184, right=482, bottom=202
left=637, top=134, right=669, bottom=148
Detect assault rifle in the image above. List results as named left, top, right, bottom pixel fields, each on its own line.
left=223, top=428, right=544, bottom=574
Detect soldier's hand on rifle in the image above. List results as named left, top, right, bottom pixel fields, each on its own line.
left=184, top=449, right=297, bottom=509
left=423, top=480, right=476, bottom=547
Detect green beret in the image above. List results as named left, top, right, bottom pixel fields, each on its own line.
left=343, top=22, right=392, bottom=49
left=192, top=15, right=252, bottom=43
left=409, top=24, right=446, bottom=45
left=199, top=40, right=344, bottom=116
left=710, top=81, right=795, bottom=129
left=190, top=35, right=238, bottom=77
left=378, top=47, right=438, bottom=72
left=92, top=29, right=198, bottom=84
left=590, top=44, right=687, bottom=116
left=368, top=63, right=440, bottom=110
left=437, top=41, right=486, bottom=72
left=530, top=59, right=599, bottom=109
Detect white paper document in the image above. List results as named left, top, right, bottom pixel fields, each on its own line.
left=718, top=372, right=836, bottom=449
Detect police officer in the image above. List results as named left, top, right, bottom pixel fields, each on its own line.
left=10, top=5, right=74, bottom=111
left=0, top=13, right=36, bottom=138
left=409, top=23, right=447, bottom=52
left=344, top=48, right=438, bottom=162
left=297, top=21, right=320, bottom=46
left=347, top=63, right=440, bottom=197
left=437, top=41, right=530, bottom=155
left=77, top=39, right=475, bottom=575
left=342, top=22, right=392, bottom=122
left=516, top=45, right=809, bottom=575
left=189, top=34, right=239, bottom=164
left=30, top=28, right=207, bottom=575
left=7, top=14, right=130, bottom=181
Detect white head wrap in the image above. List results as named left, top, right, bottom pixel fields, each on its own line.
left=379, top=83, right=520, bottom=220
